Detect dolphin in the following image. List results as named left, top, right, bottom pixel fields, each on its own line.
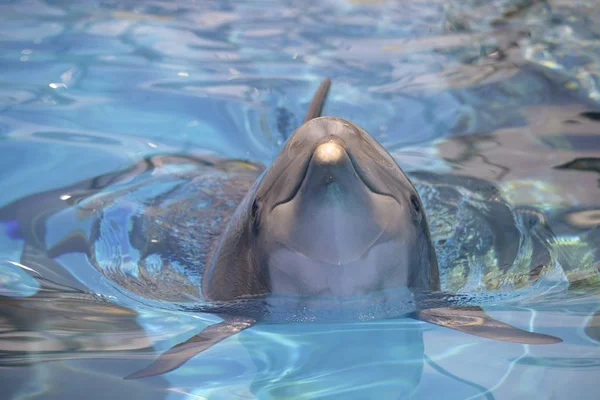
left=123, top=78, right=561, bottom=379
left=0, top=79, right=561, bottom=381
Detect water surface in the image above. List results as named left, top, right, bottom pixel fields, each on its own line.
left=1, top=0, right=600, bottom=399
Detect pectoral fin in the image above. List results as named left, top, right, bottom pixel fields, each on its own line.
left=124, top=316, right=255, bottom=380
left=416, top=306, right=561, bottom=344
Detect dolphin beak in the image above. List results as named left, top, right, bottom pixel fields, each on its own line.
left=307, top=140, right=359, bottom=187
left=313, top=142, right=346, bottom=166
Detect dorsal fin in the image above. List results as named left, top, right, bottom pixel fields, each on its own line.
left=303, top=78, right=331, bottom=123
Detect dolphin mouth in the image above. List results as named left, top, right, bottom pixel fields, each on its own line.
left=269, top=153, right=314, bottom=211
left=346, top=152, right=397, bottom=201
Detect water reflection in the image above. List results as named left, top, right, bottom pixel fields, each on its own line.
left=32, top=131, right=122, bottom=146
left=511, top=356, right=600, bottom=369
left=215, top=321, right=426, bottom=399
left=0, top=283, right=151, bottom=364
left=445, top=0, right=600, bottom=103
left=584, top=309, right=600, bottom=343
left=1, top=0, right=600, bottom=398
left=131, top=317, right=523, bottom=399
left=556, top=157, right=600, bottom=185
left=0, top=277, right=171, bottom=399
left=562, top=209, right=600, bottom=230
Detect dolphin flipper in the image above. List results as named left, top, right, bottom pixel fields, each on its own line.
left=416, top=306, right=562, bottom=344
left=124, top=316, right=255, bottom=380
left=303, top=78, right=331, bottom=122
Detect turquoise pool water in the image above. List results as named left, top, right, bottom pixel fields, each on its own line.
left=1, top=0, right=600, bottom=399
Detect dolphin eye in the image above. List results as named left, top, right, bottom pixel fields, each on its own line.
left=410, top=195, right=421, bottom=214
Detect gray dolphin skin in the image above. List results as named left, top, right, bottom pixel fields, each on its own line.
left=123, top=78, right=561, bottom=379
left=204, top=85, right=438, bottom=300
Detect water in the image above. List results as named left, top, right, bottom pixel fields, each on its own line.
left=1, top=0, right=599, bottom=398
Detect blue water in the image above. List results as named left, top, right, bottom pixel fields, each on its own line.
left=1, top=0, right=600, bottom=399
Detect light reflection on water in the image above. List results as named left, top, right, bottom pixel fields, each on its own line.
left=1, top=0, right=600, bottom=399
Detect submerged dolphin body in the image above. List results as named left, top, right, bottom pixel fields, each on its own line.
left=123, top=79, right=561, bottom=379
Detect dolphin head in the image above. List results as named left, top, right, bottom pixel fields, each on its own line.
left=247, top=117, right=438, bottom=297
